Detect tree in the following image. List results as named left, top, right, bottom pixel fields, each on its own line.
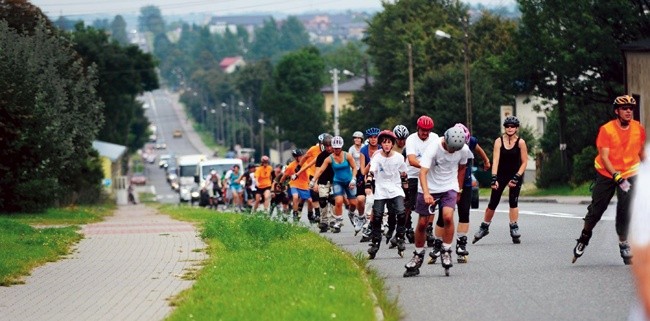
left=110, top=15, right=129, bottom=45
left=279, top=16, right=310, bottom=52
left=260, top=47, right=326, bottom=147
left=513, top=0, right=650, bottom=184
left=0, top=15, right=104, bottom=211
left=138, top=5, right=165, bottom=35
left=248, top=17, right=281, bottom=61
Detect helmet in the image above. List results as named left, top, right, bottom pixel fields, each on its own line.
left=318, top=133, right=332, bottom=144
left=331, top=136, right=345, bottom=148
left=503, top=115, right=520, bottom=127
left=444, top=127, right=466, bottom=152
left=393, top=125, right=410, bottom=139
left=454, top=123, right=470, bottom=144
left=417, top=115, right=434, bottom=130
left=321, top=134, right=332, bottom=146
left=261, top=155, right=269, bottom=163
left=352, top=131, right=364, bottom=139
left=291, top=149, right=304, bottom=157
left=365, top=127, right=381, bottom=137
left=613, top=95, right=636, bottom=108
left=210, top=170, right=217, bottom=175
left=377, top=129, right=397, bottom=144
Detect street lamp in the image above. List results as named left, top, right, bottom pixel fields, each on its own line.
left=258, top=116, right=266, bottom=157
left=330, top=69, right=354, bottom=136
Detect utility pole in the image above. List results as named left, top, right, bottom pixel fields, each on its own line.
left=462, top=15, right=473, bottom=134
left=330, top=68, right=340, bottom=136
left=408, top=43, right=415, bottom=118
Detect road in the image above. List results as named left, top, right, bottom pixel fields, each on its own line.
left=140, top=89, right=636, bottom=321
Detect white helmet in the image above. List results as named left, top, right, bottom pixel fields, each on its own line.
left=352, top=131, right=364, bottom=138
left=331, top=136, right=344, bottom=148
left=444, top=127, right=466, bottom=152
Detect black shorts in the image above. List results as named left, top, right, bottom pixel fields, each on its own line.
left=256, top=187, right=271, bottom=196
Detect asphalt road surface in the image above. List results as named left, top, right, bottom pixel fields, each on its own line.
left=140, top=89, right=636, bottom=321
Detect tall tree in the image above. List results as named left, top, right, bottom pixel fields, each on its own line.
left=110, top=15, right=129, bottom=45
left=138, top=5, right=165, bottom=35
left=0, top=15, right=104, bottom=211
left=248, top=17, right=281, bottom=60
left=279, top=16, right=310, bottom=52
left=260, top=47, right=326, bottom=147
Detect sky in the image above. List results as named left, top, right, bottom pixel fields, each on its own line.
left=30, top=0, right=516, bottom=17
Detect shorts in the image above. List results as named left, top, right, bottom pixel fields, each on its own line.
left=332, top=180, right=356, bottom=199
left=272, top=192, right=289, bottom=205
left=230, top=185, right=243, bottom=194
left=290, top=187, right=311, bottom=201
left=414, top=191, right=457, bottom=216
left=256, top=187, right=271, bottom=195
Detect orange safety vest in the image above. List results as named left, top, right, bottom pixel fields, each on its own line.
left=594, top=120, right=645, bottom=179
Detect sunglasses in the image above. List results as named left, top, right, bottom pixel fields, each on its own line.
left=504, top=125, right=518, bottom=129
left=619, top=106, right=634, bottom=111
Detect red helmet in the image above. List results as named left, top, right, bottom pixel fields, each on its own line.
left=377, top=129, right=397, bottom=144
left=261, top=155, right=269, bottom=163
left=417, top=115, right=434, bottom=130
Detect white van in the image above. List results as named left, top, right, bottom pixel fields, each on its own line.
left=176, top=154, right=207, bottom=203
left=195, top=158, right=244, bottom=188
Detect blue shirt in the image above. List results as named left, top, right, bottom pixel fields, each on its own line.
left=331, top=152, right=353, bottom=183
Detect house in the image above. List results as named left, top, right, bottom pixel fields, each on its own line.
left=320, top=76, right=374, bottom=114
left=92, top=140, right=127, bottom=192
left=219, top=56, right=245, bottom=74
left=621, top=38, right=650, bottom=129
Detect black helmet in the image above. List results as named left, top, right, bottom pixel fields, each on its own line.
left=291, top=149, right=304, bottom=157
left=503, top=115, right=520, bottom=127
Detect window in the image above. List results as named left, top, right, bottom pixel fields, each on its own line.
left=537, top=117, right=546, bottom=136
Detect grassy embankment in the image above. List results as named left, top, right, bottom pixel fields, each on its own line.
left=0, top=205, right=114, bottom=286
left=160, top=205, right=400, bottom=321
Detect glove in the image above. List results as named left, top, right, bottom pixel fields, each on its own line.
left=365, top=175, right=374, bottom=189
left=291, top=174, right=297, bottom=180
left=613, top=172, right=631, bottom=192
left=490, top=175, right=498, bottom=187
left=350, top=178, right=357, bottom=186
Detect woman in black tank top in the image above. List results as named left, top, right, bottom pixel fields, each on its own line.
left=472, top=116, right=529, bottom=245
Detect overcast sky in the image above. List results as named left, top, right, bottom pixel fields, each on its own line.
left=30, top=0, right=516, bottom=17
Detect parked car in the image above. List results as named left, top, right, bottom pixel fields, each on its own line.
left=130, top=172, right=147, bottom=186
left=173, top=129, right=183, bottom=138
left=155, top=140, right=167, bottom=150
left=159, top=154, right=172, bottom=168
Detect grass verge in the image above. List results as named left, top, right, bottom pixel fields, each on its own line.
left=0, top=219, right=82, bottom=285
left=160, top=205, right=398, bottom=321
left=0, top=204, right=114, bottom=285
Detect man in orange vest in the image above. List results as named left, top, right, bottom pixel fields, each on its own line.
left=572, top=95, right=646, bottom=265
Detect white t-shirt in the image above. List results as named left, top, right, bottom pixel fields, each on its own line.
left=405, top=132, right=440, bottom=178
left=419, top=137, right=470, bottom=194
left=348, top=145, right=362, bottom=171
left=369, top=151, right=408, bottom=200
left=630, top=145, right=650, bottom=245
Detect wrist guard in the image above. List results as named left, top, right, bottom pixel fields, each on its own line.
left=613, top=172, right=624, bottom=184
left=511, top=173, right=521, bottom=184
left=490, top=175, right=498, bottom=186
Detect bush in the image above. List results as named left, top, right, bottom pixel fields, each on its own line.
left=536, top=150, right=571, bottom=188
left=572, top=146, right=598, bottom=185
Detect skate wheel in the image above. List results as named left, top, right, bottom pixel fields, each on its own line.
left=571, top=256, right=578, bottom=264
left=427, top=257, right=435, bottom=265
left=398, top=251, right=404, bottom=258
left=623, top=258, right=632, bottom=265
left=457, top=256, right=467, bottom=263
left=512, top=238, right=521, bottom=244
left=445, top=269, right=450, bottom=277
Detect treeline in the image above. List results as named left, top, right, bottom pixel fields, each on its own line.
left=0, top=1, right=158, bottom=212
left=144, top=0, right=649, bottom=187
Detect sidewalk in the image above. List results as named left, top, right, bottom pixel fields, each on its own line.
left=0, top=204, right=206, bottom=321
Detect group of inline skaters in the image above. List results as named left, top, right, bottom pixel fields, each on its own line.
left=206, top=94, right=645, bottom=279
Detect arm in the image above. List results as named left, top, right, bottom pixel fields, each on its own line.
left=312, top=157, right=331, bottom=184
left=516, top=139, right=529, bottom=176
left=457, top=164, right=467, bottom=192
left=419, top=167, right=434, bottom=204
left=407, top=154, right=421, bottom=168
left=347, top=152, right=358, bottom=178
left=491, top=138, right=501, bottom=189
left=474, top=143, right=491, bottom=171
left=296, top=157, right=317, bottom=177
left=359, top=153, right=368, bottom=176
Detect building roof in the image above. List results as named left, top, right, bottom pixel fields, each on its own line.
left=321, top=76, right=374, bottom=93
left=92, top=140, right=127, bottom=162
left=220, top=56, right=243, bottom=69
left=621, top=38, right=650, bottom=52
left=210, top=15, right=273, bottom=26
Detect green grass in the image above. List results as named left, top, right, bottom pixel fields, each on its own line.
left=0, top=204, right=114, bottom=226
left=192, top=122, right=227, bottom=156
left=161, top=206, right=395, bottom=321
left=0, top=219, right=82, bottom=285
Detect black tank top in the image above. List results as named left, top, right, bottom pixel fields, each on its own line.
left=498, top=136, right=522, bottom=179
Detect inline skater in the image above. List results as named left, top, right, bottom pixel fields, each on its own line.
left=359, top=127, right=381, bottom=242
left=313, top=135, right=335, bottom=231
left=472, top=116, right=528, bottom=245
left=224, top=165, right=244, bottom=212
left=296, top=134, right=331, bottom=222
left=404, top=115, right=439, bottom=248
left=281, top=149, right=312, bottom=222
left=367, top=130, right=408, bottom=259
left=405, top=126, right=468, bottom=277
left=270, top=164, right=290, bottom=218
left=572, top=95, right=645, bottom=264
left=348, top=131, right=367, bottom=234
left=386, top=124, right=413, bottom=244
left=252, top=156, right=273, bottom=213
left=311, top=136, right=358, bottom=233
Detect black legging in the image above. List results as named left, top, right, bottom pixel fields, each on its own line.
left=487, top=176, right=522, bottom=210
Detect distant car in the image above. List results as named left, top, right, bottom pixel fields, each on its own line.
left=159, top=154, right=172, bottom=168
left=130, top=172, right=147, bottom=186
left=173, top=129, right=183, bottom=138
left=155, top=141, right=167, bottom=150
left=471, top=174, right=479, bottom=209
left=149, top=134, right=157, bottom=142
